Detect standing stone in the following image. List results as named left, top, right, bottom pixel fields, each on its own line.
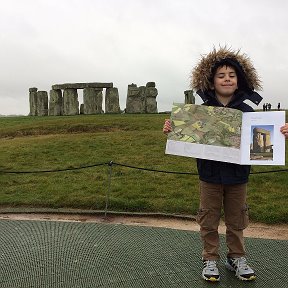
left=252, top=128, right=272, bottom=153
left=146, top=82, right=156, bottom=88
left=145, top=82, right=158, bottom=113
left=126, top=84, right=146, bottom=113
left=184, top=90, right=195, bottom=104
left=105, top=87, right=120, bottom=113
left=29, top=87, right=38, bottom=116
left=95, top=89, right=103, bottom=113
left=49, top=89, right=62, bottom=116
left=63, top=88, right=79, bottom=115
left=83, top=88, right=103, bottom=114
left=37, top=91, right=48, bottom=116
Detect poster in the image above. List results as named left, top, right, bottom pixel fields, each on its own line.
left=165, top=103, right=286, bottom=165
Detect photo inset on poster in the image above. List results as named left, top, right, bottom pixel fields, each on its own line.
left=250, top=125, right=274, bottom=161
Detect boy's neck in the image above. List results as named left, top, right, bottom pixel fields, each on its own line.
left=216, top=94, right=233, bottom=107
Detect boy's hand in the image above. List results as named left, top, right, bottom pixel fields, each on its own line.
left=163, top=119, right=172, bottom=135
left=280, top=123, right=288, bottom=138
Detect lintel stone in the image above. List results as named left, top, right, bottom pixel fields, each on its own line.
left=52, top=82, right=113, bottom=90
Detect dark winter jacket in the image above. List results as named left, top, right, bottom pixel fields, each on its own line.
left=196, top=89, right=262, bottom=184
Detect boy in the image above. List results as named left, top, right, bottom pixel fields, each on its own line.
left=163, top=47, right=288, bottom=282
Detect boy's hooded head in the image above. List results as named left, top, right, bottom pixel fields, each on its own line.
left=191, top=47, right=262, bottom=94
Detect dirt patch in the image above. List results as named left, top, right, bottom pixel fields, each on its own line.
left=1, top=213, right=287, bottom=240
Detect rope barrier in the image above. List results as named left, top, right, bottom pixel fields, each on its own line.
left=1, top=160, right=287, bottom=216
left=0, top=162, right=108, bottom=174
left=0, top=160, right=287, bottom=175
left=250, top=169, right=288, bottom=174
left=111, top=161, right=199, bottom=175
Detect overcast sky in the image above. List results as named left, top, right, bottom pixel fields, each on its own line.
left=1, top=0, right=287, bottom=115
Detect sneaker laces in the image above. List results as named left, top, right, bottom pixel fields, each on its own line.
left=232, top=257, right=250, bottom=271
left=204, top=260, right=217, bottom=270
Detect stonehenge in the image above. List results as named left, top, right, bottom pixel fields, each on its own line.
left=29, top=81, right=160, bottom=116
left=52, top=83, right=113, bottom=90
left=83, top=88, right=103, bottom=115
left=125, top=82, right=158, bottom=113
left=30, top=82, right=195, bottom=116
left=184, top=90, right=195, bottom=104
left=49, top=89, right=62, bottom=116
left=105, top=88, right=120, bottom=114
left=29, top=88, right=38, bottom=116
left=36, top=91, right=49, bottom=116
left=29, top=88, right=48, bottom=116
left=62, top=89, right=79, bottom=116
left=29, top=82, right=116, bottom=116
left=251, top=127, right=272, bottom=153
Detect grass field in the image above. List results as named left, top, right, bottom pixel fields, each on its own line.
left=0, top=113, right=287, bottom=224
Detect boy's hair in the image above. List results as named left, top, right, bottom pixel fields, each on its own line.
left=191, top=46, right=262, bottom=94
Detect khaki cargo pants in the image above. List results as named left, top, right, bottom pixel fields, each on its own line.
left=196, top=180, right=249, bottom=260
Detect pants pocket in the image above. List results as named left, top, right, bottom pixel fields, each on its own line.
left=238, top=204, right=249, bottom=230
left=226, top=204, right=249, bottom=230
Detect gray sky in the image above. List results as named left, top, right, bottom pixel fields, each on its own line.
left=1, top=0, right=288, bottom=115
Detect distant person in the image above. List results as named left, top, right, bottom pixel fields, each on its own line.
left=278, top=103, right=281, bottom=110
left=263, top=103, right=266, bottom=111
left=267, top=103, right=272, bottom=110
left=163, top=46, right=288, bottom=283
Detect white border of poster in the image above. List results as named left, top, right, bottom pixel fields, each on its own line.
left=165, top=104, right=286, bottom=166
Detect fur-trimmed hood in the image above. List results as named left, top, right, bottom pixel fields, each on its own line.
left=191, top=47, right=262, bottom=93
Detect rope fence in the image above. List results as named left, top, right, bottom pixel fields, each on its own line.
left=1, top=161, right=287, bottom=216
left=1, top=160, right=287, bottom=175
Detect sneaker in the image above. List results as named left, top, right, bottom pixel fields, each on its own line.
left=225, top=257, right=256, bottom=281
left=202, top=259, right=220, bottom=282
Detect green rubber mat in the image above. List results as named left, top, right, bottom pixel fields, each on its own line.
left=0, top=219, right=287, bottom=287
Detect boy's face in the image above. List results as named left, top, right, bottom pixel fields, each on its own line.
left=212, top=65, right=238, bottom=98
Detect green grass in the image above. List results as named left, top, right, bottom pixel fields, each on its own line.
left=0, top=113, right=287, bottom=224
